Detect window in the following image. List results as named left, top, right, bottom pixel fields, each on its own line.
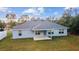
left=19, top=33, right=22, bottom=36
left=61, top=32, right=64, bottom=33
left=48, top=32, right=51, bottom=34
left=18, top=30, right=22, bottom=36
left=48, top=31, right=54, bottom=34
left=52, top=32, right=54, bottom=34
left=59, top=29, right=64, bottom=34
left=35, top=32, right=40, bottom=35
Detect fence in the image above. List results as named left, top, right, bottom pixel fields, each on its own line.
left=0, top=31, right=7, bottom=40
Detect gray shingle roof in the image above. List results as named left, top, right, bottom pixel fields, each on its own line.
left=13, top=20, right=68, bottom=30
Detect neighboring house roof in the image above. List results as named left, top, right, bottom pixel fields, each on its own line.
left=13, top=20, right=68, bottom=30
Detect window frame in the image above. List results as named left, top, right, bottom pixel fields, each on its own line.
left=48, top=32, right=51, bottom=34
left=52, top=32, right=54, bottom=34
left=18, top=30, right=22, bottom=36
left=59, top=29, right=64, bottom=34
left=35, top=31, right=40, bottom=35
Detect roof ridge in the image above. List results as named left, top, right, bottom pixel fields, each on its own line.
left=32, top=23, right=41, bottom=29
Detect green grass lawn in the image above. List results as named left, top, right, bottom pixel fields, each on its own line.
left=0, top=32, right=79, bottom=51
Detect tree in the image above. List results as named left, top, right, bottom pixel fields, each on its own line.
left=6, top=13, right=16, bottom=19
left=57, top=7, right=79, bottom=34
left=9, top=20, right=16, bottom=28
left=72, top=15, right=79, bottom=34
left=0, top=20, right=5, bottom=28
left=58, top=12, right=79, bottom=34
left=0, top=20, right=5, bottom=31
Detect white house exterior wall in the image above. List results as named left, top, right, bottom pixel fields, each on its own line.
left=47, top=29, right=67, bottom=36
left=12, top=29, right=68, bottom=39
left=12, top=30, right=34, bottom=39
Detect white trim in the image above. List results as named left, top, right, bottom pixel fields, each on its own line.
left=13, top=29, right=31, bottom=30
left=32, top=28, right=67, bottom=31
left=13, top=27, right=68, bottom=30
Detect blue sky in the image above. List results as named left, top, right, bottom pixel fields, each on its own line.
left=0, top=7, right=79, bottom=19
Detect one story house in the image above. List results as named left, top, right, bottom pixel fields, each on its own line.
left=12, top=20, right=68, bottom=40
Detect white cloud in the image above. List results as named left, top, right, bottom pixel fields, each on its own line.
left=0, top=7, right=9, bottom=13
left=37, top=8, right=44, bottom=13
left=8, top=10, right=12, bottom=13
left=64, top=7, right=76, bottom=10
left=23, top=8, right=36, bottom=14
left=64, top=7, right=70, bottom=10
left=0, top=7, right=15, bottom=15
left=22, top=7, right=44, bottom=16
left=53, top=12, right=58, bottom=15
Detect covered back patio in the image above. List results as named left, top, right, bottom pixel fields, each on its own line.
left=33, top=30, right=52, bottom=40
